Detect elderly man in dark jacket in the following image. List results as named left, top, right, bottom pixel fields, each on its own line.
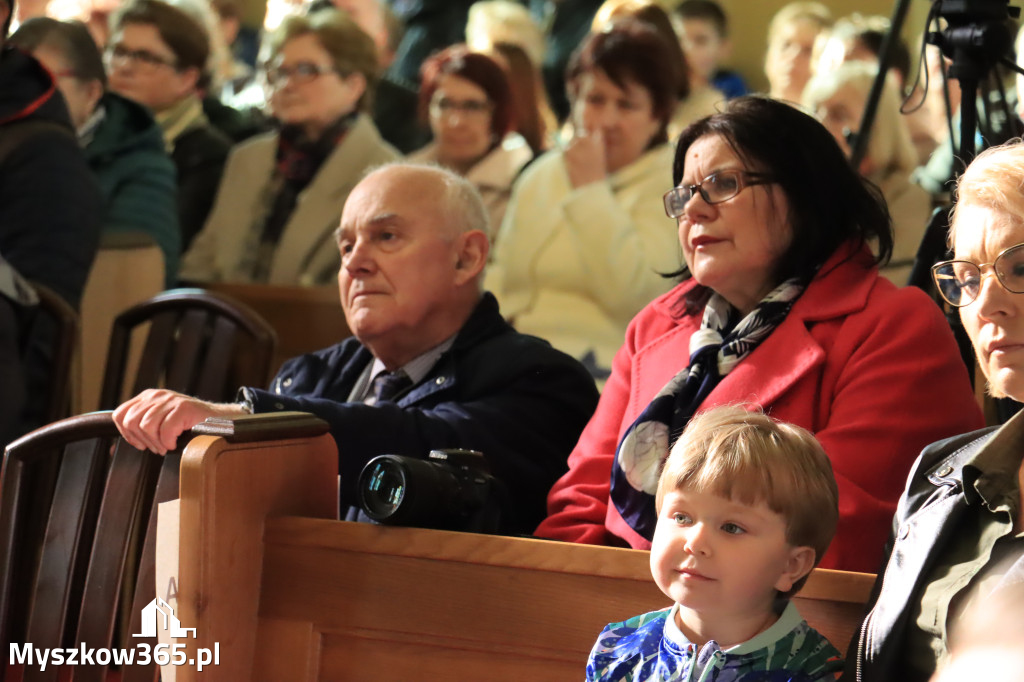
left=113, top=162, right=600, bottom=535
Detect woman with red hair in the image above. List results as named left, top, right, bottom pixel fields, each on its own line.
left=409, top=45, right=533, bottom=234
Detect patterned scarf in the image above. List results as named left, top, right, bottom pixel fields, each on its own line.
left=609, top=277, right=807, bottom=540
left=262, top=111, right=356, bottom=247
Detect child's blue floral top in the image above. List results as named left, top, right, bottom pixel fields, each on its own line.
left=586, top=601, right=843, bottom=682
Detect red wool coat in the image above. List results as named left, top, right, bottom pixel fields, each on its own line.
left=535, top=246, right=984, bottom=572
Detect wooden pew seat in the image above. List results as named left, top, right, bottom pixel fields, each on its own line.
left=168, top=416, right=875, bottom=682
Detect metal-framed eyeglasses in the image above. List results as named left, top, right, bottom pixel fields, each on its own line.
left=104, top=45, right=178, bottom=72
left=663, top=169, right=777, bottom=219
left=931, top=242, right=1024, bottom=307
left=263, top=61, right=341, bottom=87
left=429, top=96, right=493, bottom=120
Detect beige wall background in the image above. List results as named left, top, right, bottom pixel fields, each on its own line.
left=236, top=0, right=932, bottom=93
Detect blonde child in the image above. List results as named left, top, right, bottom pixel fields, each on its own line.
left=587, top=406, right=842, bottom=681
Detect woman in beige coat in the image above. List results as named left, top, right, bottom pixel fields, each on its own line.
left=180, top=9, right=397, bottom=285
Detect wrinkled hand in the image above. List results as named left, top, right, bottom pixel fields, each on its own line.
left=112, top=389, right=246, bottom=455
left=563, top=127, right=607, bottom=188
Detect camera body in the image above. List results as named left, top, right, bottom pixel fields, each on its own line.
left=357, top=449, right=504, bottom=533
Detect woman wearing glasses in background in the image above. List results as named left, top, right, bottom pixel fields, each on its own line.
left=105, top=0, right=231, bottom=253
left=408, top=46, right=532, bottom=234
left=486, top=19, right=681, bottom=382
left=848, top=141, right=1024, bottom=682
left=536, top=96, right=983, bottom=574
left=179, top=7, right=396, bottom=285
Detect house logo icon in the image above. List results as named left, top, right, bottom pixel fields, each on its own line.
left=133, top=598, right=197, bottom=638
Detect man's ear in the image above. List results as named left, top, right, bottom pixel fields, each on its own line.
left=343, top=71, right=367, bottom=106
left=452, top=229, right=489, bottom=286
left=174, top=65, right=201, bottom=97
left=85, top=78, right=104, bottom=113
left=774, top=546, right=816, bottom=594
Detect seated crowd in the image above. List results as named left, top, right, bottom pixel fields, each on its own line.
left=2, top=0, right=1023, bottom=679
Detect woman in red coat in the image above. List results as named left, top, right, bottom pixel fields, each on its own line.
left=535, top=96, right=983, bottom=572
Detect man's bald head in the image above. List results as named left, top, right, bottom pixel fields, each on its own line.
left=357, top=162, right=492, bottom=241
left=335, top=162, right=491, bottom=369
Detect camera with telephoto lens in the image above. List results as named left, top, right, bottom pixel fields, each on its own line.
left=357, top=449, right=505, bottom=533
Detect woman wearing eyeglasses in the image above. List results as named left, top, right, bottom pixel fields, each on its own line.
left=407, top=46, right=532, bottom=234
left=846, top=141, right=1024, bottom=682
left=535, top=96, right=983, bottom=573
left=106, top=0, right=231, bottom=253
left=179, top=8, right=396, bottom=285
left=486, top=19, right=681, bottom=382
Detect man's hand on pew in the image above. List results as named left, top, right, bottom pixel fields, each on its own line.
left=112, top=388, right=247, bottom=455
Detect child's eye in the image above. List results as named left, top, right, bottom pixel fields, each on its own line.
left=672, top=512, right=693, bottom=526
left=721, top=522, right=745, bottom=535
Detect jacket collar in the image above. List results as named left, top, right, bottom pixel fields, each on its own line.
left=692, top=242, right=880, bottom=409
left=343, top=293, right=508, bottom=405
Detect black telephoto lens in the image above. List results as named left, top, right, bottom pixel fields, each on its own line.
left=358, top=454, right=464, bottom=527
left=358, top=456, right=409, bottom=520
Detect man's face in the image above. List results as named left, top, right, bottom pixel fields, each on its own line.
left=678, top=17, right=726, bottom=83
left=336, top=167, right=482, bottom=366
left=106, top=22, right=197, bottom=114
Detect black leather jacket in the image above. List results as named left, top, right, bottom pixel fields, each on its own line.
left=842, top=425, right=1005, bottom=682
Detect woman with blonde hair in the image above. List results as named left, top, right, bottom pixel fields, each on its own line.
left=804, top=60, right=932, bottom=285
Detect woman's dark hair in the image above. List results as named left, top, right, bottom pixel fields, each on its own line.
left=490, top=41, right=548, bottom=155
left=9, top=17, right=107, bottom=88
left=593, top=2, right=690, bottom=101
left=673, top=96, right=893, bottom=298
left=419, top=45, right=516, bottom=143
left=566, top=18, right=681, bottom=145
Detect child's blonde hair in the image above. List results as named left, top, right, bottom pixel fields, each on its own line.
left=655, top=405, right=838, bottom=593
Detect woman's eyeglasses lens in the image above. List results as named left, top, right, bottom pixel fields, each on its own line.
left=663, top=170, right=750, bottom=218
left=430, top=97, right=492, bottom=119
left=264, top=62, right=337, bottom=86
left=105, top=45, right=176, bottom=70
left=932, top=243, right=1024, bottom=307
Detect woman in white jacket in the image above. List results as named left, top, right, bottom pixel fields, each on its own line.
left=486, top=19, right=682, bottom=381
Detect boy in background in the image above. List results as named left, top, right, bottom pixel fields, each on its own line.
left=586, top=406, right=843, bottom=681
left=673, top=0, right=748, bottom=99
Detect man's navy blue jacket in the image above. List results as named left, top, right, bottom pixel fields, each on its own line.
left=244, top=292, right=600, bottom=534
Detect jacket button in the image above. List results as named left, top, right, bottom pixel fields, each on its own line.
left=937, top=466, right=953, bottom=477
left=898, top=524, right=910, bottom=540
left=274, top=402, right=285, bottom=410
left=435, top=376, right=446, bottom=385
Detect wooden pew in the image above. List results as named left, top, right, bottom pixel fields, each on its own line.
left=199, top=282, right=350, bottom=376
left=169, top=416, right=875, bottom=682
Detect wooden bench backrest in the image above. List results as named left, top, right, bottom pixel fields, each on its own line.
left=172, top=418, right=875, bottom=682
left=200, top=282, right=350, bottom=376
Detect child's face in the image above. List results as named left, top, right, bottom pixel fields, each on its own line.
left=678, top=18, right=726, bottom=83
left=765, top=18, right=822, bottom=102
left=650, top=488, right=814, bottom=630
